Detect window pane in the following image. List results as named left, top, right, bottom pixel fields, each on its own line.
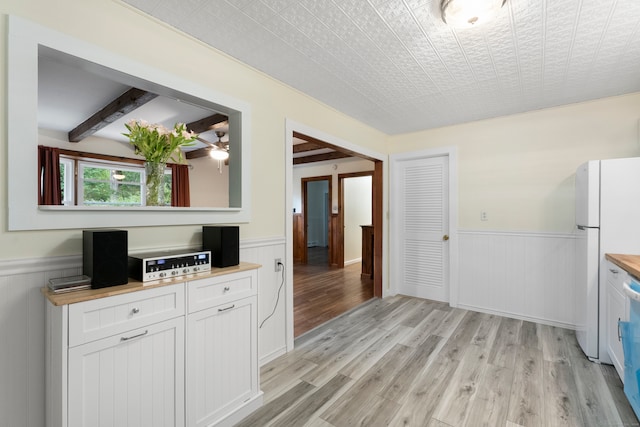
left=80, top=164, right=145, bottom=206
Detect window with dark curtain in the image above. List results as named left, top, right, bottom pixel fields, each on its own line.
left=37, top=145, right=62, bottom=205
left=170, top=163, right=191, bottom=207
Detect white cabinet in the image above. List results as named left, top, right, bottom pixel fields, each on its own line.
left=186, top=270, right=261, bottom=427
left=45, top=263, right=262, bottom=427
left=606, top=261, right=630, bottom=381
left=68, top=317, right=184, bottom=427
left=46, top=283, right=185, bottom=427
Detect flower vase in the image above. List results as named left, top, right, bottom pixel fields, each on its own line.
left=145, top=161, right=166, bottom=206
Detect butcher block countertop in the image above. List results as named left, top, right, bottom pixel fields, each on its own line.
left=606, top=254, right=640, bottom=280
left=42, top=261, right=261, bottom=306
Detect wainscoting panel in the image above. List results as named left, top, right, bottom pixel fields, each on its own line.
left=0, top=256, right=82, bottom=427
left=0, top=237, right=285, bottom=427
left=458, top=230, right=576, bottom=328
left=239, top=237, right=287, bottom=366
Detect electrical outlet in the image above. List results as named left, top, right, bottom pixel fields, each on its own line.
left=481, top=211, right=488, bottom=221
left=274, top=258, right=282, bottom=272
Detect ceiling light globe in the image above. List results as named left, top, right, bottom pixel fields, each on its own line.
left=209, top=149, right=229, bottom=161
left=442, top=0, right=505, bottom=28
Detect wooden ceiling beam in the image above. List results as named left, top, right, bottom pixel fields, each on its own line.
left=293, top=151, right=352, bottom=165
left=186, top=114, right=228, bottom=134
left=292, top=131, right=377, bottom=162
left=68, top=88, right=158, bottom=142
left=293, top=142, right=324, bottom=153
left=185, top=147, right=211, bottom=160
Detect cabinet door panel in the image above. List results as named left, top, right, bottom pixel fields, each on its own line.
left=186, top=297, right=257, bottom=427
left=68, top=317, right=185, bottom=427
left=607, top=284, right=626, bottom=381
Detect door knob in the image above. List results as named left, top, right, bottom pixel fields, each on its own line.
left=443, top=235, right=449, bottom=241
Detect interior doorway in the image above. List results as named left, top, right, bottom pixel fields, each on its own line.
left=302, top=176, right=331, bottom=266
left=286, top=123, right=385, bottom=346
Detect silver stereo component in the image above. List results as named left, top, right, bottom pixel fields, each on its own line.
left=128, top=249, right=211, bottom=282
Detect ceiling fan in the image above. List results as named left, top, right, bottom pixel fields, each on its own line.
left=197, top=130, right=229, bottom=161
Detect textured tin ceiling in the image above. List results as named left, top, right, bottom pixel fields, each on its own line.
left=122, top=0, right=640, bottom=135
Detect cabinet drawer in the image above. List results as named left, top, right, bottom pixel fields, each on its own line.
left=188, top=270, right=257, bottom=314
left=607, top=260, right=630, bottom=294
left=68, top=283, right=185, bottom=347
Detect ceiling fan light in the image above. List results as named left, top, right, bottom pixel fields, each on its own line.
left=209, top=149, right=229, bottom=161
left=442, top=0, right=505, bottom=28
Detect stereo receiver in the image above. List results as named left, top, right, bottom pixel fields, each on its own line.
left=128, top=249, right=211, bottom=282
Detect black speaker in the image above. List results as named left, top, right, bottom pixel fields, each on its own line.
left=202, top=226, right=239, bottom=268
left=83, top=229, right=128, bottom=289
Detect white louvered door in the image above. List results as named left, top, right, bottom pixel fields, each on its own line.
left=397, top=156, right=449, bottom=301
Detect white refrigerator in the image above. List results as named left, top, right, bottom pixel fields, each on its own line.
left=575, top=157, right=640, bottom=362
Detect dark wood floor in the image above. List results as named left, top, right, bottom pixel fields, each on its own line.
left=239, top=295, right=640, bottom=427
left=294, top=247, right=374, bottom=337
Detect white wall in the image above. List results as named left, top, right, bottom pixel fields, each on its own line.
left=344, top=176, right=372, bottom=264
left=389, top=93, right=640, bottom=232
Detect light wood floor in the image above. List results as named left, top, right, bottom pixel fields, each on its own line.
left=239, top=295, right=640, bottom=427
left=294, top=247, right=374, bottom=337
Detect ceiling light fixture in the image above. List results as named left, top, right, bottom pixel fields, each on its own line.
left=208, top=131, right=230, bottom=161
left=441, top=0, right=506, bottom=28
left=112, top=171, right=126, bottom=180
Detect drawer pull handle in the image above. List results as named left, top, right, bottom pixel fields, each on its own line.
left=618, top=318, right=622, bottom=341
left=121, top=330, right=148, bottom=342
left=131, top=307, right=140, bottom=314
left=223, top=286, right=230, bottom=292
left=610, top=269, right=619, bottom=274
left=218, top=304, right=235, bottom=312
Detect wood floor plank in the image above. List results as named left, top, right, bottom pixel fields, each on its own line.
left=571, top=355, right=625, bottom=427
left=379, top=335, right=443, bottom=404
left=377, top=297, right=427, bottom=331
left=507, top=345, right=544, bottom=427
left=270, top=373, right=351, bottom=427
left=427, top=419, right=453, bottom=427
left=322, top=392, right=400, bottom=427
left=431, top=307, right=466, bottom=338
left=433, top=343, right=489, bottom=426
left=298, top=316, right=378, bottom=364
left=464, top=363, right=513, bottom=427
left=301, top=326, right=387, bottom=386
left=320, top=345, right=411, bottom=426
left=401, top=299, right=437, bottom=328
left=539, top=323, right=571, bottom=363
left=438, top=310, right=483, bottom=361
left=389, top=352, right=461, bottom=427
left=399, top=308, right=450, bottom=348
left=260, top=358, right=319, bottom=403
left=519, top=320, right=540, bottom=349
left=543, top=359, right=584, bottom=426
left=339, top=324, right=413, bottom=381
left=600, top=364, right=640, bottom=426
left=470, top=313, right=501, bottom=349
left=235, top=380, right=315, bottom=427
left=487, top=316, right=521, bottom=368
